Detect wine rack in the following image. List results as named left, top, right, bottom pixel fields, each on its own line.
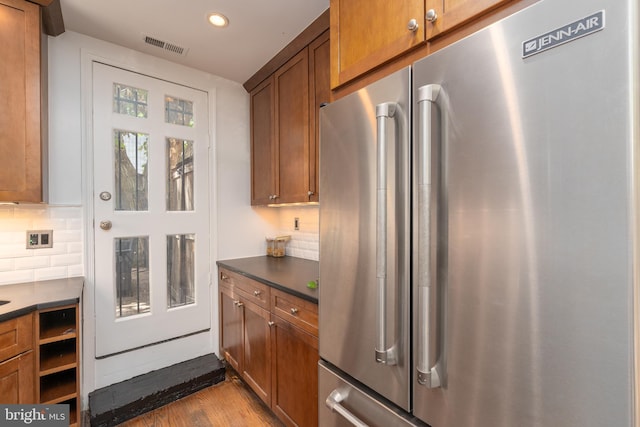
left=37, top=305, right=79, bottom=427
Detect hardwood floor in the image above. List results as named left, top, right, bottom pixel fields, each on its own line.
left=117, top=368, right=284, bottom=427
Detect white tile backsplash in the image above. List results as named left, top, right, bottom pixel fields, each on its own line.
left=14, top=256, right=50, bottom=270
left=0, top=203, right=318, bottom=286
left=271, top=206, right=319, bottom=261
left=0, top=270, right=35, bottom=285
left=0, top=259, right=13, bottom=272
left=0, top=205, right=83, bottom=285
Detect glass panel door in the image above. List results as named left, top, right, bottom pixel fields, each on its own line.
left=93, top=62, right=210, bottom=358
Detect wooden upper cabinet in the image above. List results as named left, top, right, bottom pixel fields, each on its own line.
left=274, top=49, right=310, bottom=205
left=425, top=0, right=514, bottom=40
left=330, top=0, right=425, bottom=88
left=0, top=0, right=45, bottom=203
left=308, top=31, right=330, bottom=203
left=251, top=77, right=276, bottom=205
left=251, top=49, right=315, bottom=206
left=247, top=12, right=329, bottom=206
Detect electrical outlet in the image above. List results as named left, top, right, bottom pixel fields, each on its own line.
left=26, top=230, right=53, bottom=249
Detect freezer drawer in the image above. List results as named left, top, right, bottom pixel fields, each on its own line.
left=319, top=361, right=425, bottom=427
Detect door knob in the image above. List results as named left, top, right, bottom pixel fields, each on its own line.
left=99, top=220, right=112, bottom=231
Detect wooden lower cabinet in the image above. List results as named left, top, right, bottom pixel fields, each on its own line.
left=0, top=351, right=35, bottom=403
left=0, top=313, right=35, bottom=404
left=241, top=300, right=272, bottom=406
left=220, top=288, right=243, bottom=373
left=271, top=316, right=318, bottom=427
left=220, top=279, right=272, bottom=407
left=0, top=306, right=80, bottom=425
left=219, top=267, right=319, bottom=426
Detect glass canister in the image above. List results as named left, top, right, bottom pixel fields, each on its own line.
left=265, top=237, right=275, bottom=256
left=273, top=235, right=291, bottom=257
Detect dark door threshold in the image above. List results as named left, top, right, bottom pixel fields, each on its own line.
left=88, top=353, right=225, bottom=427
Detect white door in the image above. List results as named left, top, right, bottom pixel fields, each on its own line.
left=92, top=62, right=210, bottom=357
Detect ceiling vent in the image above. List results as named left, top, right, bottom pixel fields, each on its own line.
left=142, top=34, right=189, bottom=56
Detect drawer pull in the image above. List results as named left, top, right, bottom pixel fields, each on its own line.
left=234, top=300, right=244, bottom=308
left=254, top=290, right=262, bottom=297
left=290, top=308, right=299, bottom=315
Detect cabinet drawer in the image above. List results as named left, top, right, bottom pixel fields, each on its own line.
left=271, top=289, right=318, bottom=337
left=0, top=313, right=34, bottom=363
left=219, top=268, right=270, bottom=309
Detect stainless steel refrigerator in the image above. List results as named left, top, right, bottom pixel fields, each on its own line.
left=318, top=0, right=640, bottom=426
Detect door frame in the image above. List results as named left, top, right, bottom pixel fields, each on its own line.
left=80, top=47, right=219, bottom=394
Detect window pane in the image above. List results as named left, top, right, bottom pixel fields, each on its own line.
left=114, top=130, right=149, bottom=211
left=113, top=83, right=148, bottom=118
left=115, top=237, right=150, bottom=317
left=167, top=234, right=195, bottom=308
left=167, top=138, right=194, bottom=211
left=165, top=95, right=194, bottom=126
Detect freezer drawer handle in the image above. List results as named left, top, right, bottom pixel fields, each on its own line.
left=416, top=84, right=442, bottom=388
left=326, top=389, right=369, bottom=427
left=374, top=101, right=398, bottom=366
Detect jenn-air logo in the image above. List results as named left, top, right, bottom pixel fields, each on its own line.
left=522, top=10, right=605, bottom=58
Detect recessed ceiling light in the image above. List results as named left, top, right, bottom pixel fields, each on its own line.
left=208, top=12, right=229, bottom=28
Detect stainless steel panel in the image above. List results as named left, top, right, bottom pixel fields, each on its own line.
left=319, top=67, right=411, bottom=410
left=412, top=0, right=635, bottom=426
left=319, top=361, right=425, bottom=427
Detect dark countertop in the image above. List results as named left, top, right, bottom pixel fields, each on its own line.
left=0, top=276, right=84, bottom=322
left=217, top=256, right=318, bottom=303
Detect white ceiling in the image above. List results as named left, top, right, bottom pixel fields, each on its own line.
left=60, top=0, right=329, bottom=84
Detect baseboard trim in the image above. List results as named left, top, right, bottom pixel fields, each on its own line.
left=88, top=353, right=225, bottom=427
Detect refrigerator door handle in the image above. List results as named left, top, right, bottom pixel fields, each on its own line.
left=374, top=101, right=398, bottom=366
left=416, top=84, right=442, bottom=388
left=326, top=389, right=370, bottom=427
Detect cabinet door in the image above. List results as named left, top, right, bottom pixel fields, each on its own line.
left=0, top=351, right=34, bottom=403
left=251, top=77, right=276, bottom=205
left=425, top=0, right=513, bottom=40
left=274, top=49, right=310, bottom=204
left=330, top=0, right=424, bottom=88
left=0, top=0, right=43, bottom=202
left=220, top=287, right=243, bottom=373
left=242, top=300, right=272, bottom=407
left=271, top=316, right=319, bottom=427
left=0, top=313, right=33, bottom=363
left=308, top=31, right=330, bottom=203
